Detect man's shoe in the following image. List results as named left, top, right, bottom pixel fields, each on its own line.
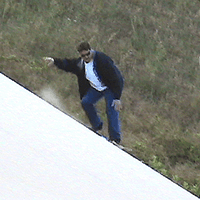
left=109, top=138, right=121, bottom=144
left=93, top=122, right=103, bottom=132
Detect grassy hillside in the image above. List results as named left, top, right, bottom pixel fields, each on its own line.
left=0, top=0, right=200, bottom=196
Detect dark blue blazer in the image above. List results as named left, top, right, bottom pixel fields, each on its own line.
left=54, top=51, right=124, bottom=99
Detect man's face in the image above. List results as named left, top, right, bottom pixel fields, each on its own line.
left=80, top=50, right=92, bottom=63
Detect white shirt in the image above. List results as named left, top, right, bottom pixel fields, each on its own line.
left=85, top=60, right=107, bottom=91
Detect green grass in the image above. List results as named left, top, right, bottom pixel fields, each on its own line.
left=1, top=0, right=200, bottom=196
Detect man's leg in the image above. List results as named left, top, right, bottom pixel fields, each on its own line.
left=104, top=89, right=121, bottom=143
left=81, top=87, right=104, bottom=131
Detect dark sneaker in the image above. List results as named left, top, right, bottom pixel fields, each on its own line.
left=92, top=122, right=103, bottom=132
left=114, top=138, right=121, bottom=144
left=109, top=138, right=121, bottom=144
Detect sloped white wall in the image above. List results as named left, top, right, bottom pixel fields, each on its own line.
left=0, top=73, right=198, bottom=200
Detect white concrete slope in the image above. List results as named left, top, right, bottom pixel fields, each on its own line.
left=0, top=73, right=198, bottom=200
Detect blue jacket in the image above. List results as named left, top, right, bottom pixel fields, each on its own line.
left=54, top=51, right=124, bottom=99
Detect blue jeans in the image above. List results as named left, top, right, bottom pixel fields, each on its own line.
left=81, top=87, right=121, bottom=143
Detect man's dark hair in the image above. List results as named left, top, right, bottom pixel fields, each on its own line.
left=77, top=42, right=91, bottom=52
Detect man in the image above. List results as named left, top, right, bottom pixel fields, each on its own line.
left=44, top=42, right=124, bottom=144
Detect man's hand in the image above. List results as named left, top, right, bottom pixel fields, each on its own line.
left=111, top=100, right=122, bottom=112
left=43, top=57, right=55, bottom=67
